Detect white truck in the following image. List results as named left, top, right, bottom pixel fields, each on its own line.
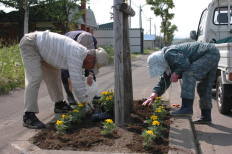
left=190, top=0, right=232, bottom=114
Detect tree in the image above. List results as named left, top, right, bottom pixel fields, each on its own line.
left=0, top=0, right=40, bottom=38
left=0, top=0, right=88, bottom=37
left=39, top=0, right=85, bottom=33
left=146, top=0, right=177, bottom=45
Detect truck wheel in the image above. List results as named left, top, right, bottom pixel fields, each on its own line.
left=216, top=76, right=231, bottom=114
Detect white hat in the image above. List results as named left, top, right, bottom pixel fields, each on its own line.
left=77, top=32, right=95, bottom=49
left=147, top=50, right=168, bottom=77
left=89, top=48, right=109, bottom=74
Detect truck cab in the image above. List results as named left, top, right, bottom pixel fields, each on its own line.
left=190, top=0, right=232, bottom=114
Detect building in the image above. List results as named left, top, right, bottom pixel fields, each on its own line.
left=94, top=22, right=144, bottom=53
left=144, top=34, right=156, bottom=49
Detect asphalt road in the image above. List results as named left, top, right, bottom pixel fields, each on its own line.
left=0, top=55, right=231, bottom=154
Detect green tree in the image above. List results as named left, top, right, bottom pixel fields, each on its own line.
left=0, top=0, right=88, bottom=36
left=39, top=0, right=86, bottom=33
left=0, top=0, right=40, bottom=38
left=146, top=0, right=177, bottom=45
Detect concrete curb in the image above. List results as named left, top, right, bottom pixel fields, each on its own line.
left=11, top=116, right=198, bottom=154
left=168, top=117, right=198, bottom=154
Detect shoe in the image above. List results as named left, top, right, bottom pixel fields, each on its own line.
left=23, top=112, right=46, bottom=129
left=93, top=95, right=101, bottom=100
left=193, top=109, right=212, bottom=124
left=54, top=100, right=72, bottom=113
left=171, top=98, right=194, bottom=116
left=67, top=96, right=76, bottom=105
left=91, top=112, right=112, bottom=122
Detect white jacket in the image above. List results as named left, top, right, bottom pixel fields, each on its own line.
left=36, top=31, right=88, bottom=102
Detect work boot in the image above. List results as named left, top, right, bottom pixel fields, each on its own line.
left=23, top=112, right=46, bottom=129
left=193, top=109, right=212, bottom=124
left=171, top=98, right=194, bottom=116
left=67, top=95, right=76, bottom=105
left=54, top=100, right=72, bottom=113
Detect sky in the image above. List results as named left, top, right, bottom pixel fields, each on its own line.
left=88, top=0, right=212, bottom=38
left=1, top=0, right=212, bottom=38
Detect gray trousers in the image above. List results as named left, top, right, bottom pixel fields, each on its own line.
left=181, top=47, right=220, bottom=110
left=19, top=32, right=64, bottom=113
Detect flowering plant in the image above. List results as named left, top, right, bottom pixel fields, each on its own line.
left=142, top=97, right=169, bottom=147
left=99, top=90, right=114, bottom=114
left=101, top=119, right=116, bottom=135
left=55, top=103, right=86, bottom=133
left=55, top=119, right=69, bottom=134
left=141, top=129, right=156, bottom=147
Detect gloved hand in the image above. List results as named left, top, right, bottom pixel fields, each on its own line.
left=142, top=92, right=158, bottom=106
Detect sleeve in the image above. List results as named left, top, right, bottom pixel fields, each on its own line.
left=67, top=51, right=88, bottom=103
left=164, top=49, right=190, bottom=75
left=153, top=72, right=171, bottom=96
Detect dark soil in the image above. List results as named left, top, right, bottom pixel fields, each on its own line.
left=31, top=100, right=170, bottom=153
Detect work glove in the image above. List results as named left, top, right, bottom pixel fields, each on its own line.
left=142, top=92, right=158, bottom=106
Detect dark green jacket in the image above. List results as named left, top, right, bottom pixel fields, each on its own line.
left=153, top=42, right=216, bottom=96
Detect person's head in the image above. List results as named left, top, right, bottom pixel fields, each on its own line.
left=147, top=50, right=169, bottom=77
left=76, top=32, right=95, bottom=49
left=83, top=48, right=109, bottom=73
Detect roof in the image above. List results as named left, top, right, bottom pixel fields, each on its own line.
left=144, top=34, right=155, bottom=40
left=74, top=6, right=98, bottom=28
left=98, top=22, right=113, bottom=29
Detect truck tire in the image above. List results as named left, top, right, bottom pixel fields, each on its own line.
left=216, top=76, right=232, bottom=114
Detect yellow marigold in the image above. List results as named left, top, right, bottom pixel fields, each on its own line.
left=101, top=91, right=108, bottom=95
left=146, top=130, right=154, bottom=135
left=152, top=120, right=160, bottom=126
left=78, top=103, right=84, bottom=107
left=156, top=97, right=161, bottom=100
left=155, top=108, right=162, bottom=113
left=73, top=109, right=79, bottom=112
left=105, top=119, right=113, bottom=124
left=150, top=115, right=158, bottom=121
left=105, top=96, right=112, bottom=101
left=61, top=114, right=69, bottom=119
left=56, top=120, right=64, bottom=125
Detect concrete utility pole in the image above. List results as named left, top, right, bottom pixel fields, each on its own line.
left=148, top=17, right=152, bottom=35
left=23, top=0, right=29, bottom=34
left=113, top=0, right=135, bottom=126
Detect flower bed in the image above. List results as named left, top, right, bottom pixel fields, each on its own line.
left=30, top=93, right=170, bottom=153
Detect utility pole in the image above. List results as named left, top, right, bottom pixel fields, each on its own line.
left=139, top=5, right=142, bottom=29
left=129, top=0, right=131, bottom=28
left=23, top=0, right=29, bottom=34
left=148, top=17, right=152, bottom=35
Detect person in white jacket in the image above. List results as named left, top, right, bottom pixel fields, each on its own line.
left=19, top=30, right=108, bottom=129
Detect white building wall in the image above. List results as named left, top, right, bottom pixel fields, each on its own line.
left=93, top=28, right=142, bottom=53
left=144, top=40, right=155, bottom=49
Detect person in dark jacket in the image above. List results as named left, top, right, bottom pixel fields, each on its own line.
left=61, top=30, right=98, bottom=105
left=143, top=42, right=220, bottom=124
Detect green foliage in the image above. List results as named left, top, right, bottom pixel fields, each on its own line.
left=0, top=45, right=24, bottom=94
left=100, top=46, right=114, bottom=64
left=142, top=97, right=169, bottom=148
left=39, top=0, right=83, bottom=33
left=141, top=129, right=156, bottom=147
left=55, top=103, right=86, bottom=133
left=146, top=0, right=178, bottom=45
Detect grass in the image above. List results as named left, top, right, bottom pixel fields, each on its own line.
left=0, top=44, right=24, bottom=95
